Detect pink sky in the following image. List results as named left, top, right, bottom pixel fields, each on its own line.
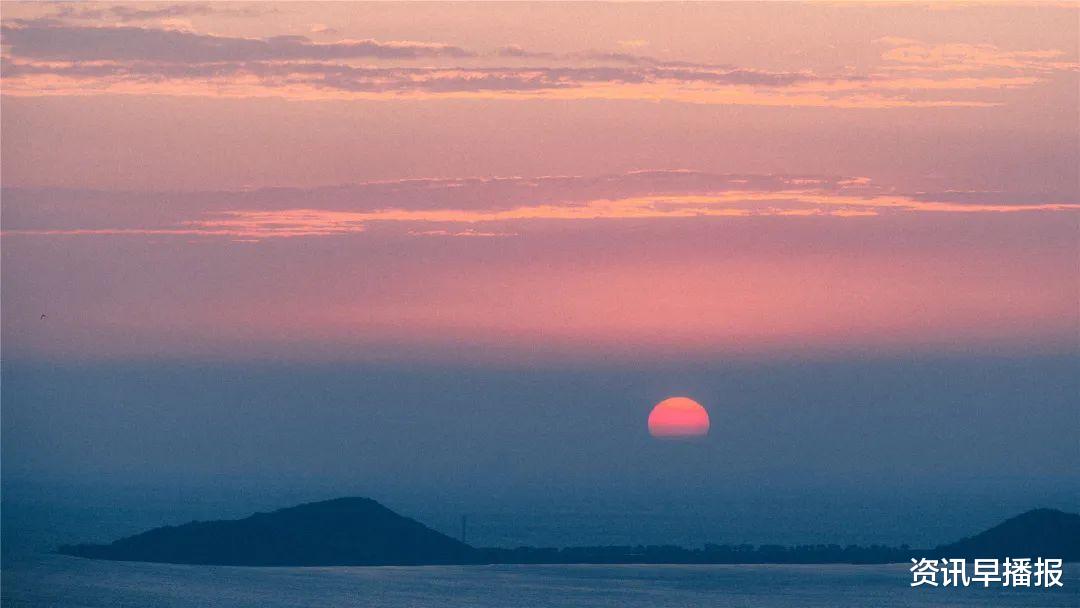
left=2, top=2, right=1077, bottom=363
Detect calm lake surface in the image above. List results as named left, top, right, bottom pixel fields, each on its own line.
left=3, top=555, right=1077, bottom=608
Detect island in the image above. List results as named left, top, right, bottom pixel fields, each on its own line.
left=936, top=508, right=1080, bottom=560
left=59, top=497, right=474, bottom=566
left=58, top=497, right=1080, bottom=567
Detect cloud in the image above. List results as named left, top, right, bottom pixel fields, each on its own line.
left=0, top=22, right=474, bottom=62
left=494, top=45, right=555, bottom=59
left=37, top=2, right=270, bottom=23
left=877, top=37, right=1079, bottom=73
left=0, top=21, right=1054, bottom=107
left=3, top=171, right=1076, bottom=241
left=0, top=58, right=830, bottom=94
left=175, top=191, right=1076, bottom=239
left=407, top=229, right=518, bottom=238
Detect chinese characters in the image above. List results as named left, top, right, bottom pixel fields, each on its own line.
left=911, top=558, right=1064, bottom=588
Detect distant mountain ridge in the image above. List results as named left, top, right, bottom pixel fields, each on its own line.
left=59, top=499, right=1080, bottom=567
left=935, top=508, right=1080, bottom=560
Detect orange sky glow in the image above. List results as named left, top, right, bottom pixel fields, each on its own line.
left=2, top=2, right=1076, bottom=363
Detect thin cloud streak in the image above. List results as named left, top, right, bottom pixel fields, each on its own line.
left=876, top=37, right=1079, bottom=73
left=4, top=172, right=1076, bottom=240
left=175, top=192, right=1080, bottom=239
left=0, top=21, right=474, bottom=62
left=30, top=2, right=270, bottom=23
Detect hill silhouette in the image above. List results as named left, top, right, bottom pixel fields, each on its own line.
left=59, top=497, right=476, bottom=566
left=935, top=508, right=1080, bottom=560
left=59, top=499, right=1079, bottom=567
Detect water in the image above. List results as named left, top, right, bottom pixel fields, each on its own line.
left=4, top=481, right=1078, bottom=606
left=3, top=555, right=1077, bottom=607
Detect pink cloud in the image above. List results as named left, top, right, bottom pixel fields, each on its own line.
left=2, top=21, right=1067, bottom=107
left=4, top=171, right=1075, bottom=241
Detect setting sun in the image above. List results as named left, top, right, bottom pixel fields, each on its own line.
left=648, top=397, right=710, bottom=439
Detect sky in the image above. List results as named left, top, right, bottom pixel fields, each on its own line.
left=1, top=2, right=1078, bottom=544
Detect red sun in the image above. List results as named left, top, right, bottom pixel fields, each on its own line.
left=648, top=397, right=710, bottom=438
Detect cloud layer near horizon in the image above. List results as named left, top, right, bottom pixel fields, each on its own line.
left=1, top=15, right=1074, bottom=107
left=4, top=197, right=1076, bottom=362
left=4, top=171, right=1077, bottom=240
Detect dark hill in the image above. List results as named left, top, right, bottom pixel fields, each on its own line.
left=935, top=508, right=1080, bottom=560
left=58, top=497, right=476, bottom=566
left=59, top=499, right=1080, bottom=567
